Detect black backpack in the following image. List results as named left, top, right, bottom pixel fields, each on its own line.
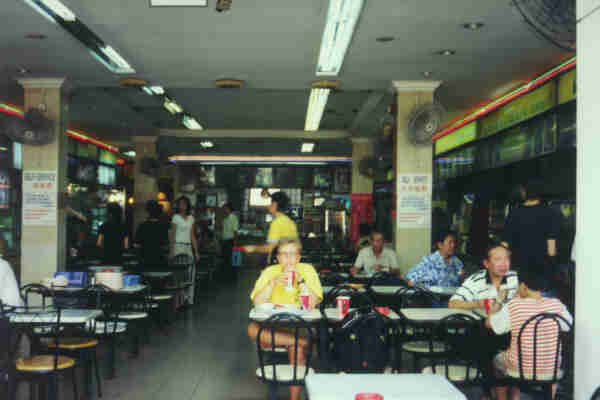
left=333, top=308, right=390, bottom=373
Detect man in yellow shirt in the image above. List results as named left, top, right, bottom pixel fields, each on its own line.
left=244, top=191, right=298, bottom=262
left=248, top=237, right=322, bottom=400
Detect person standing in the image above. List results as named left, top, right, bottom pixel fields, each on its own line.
left=135, top=200, right=169, bottom=269
left=170, top=196, right=199, bottom=305
left=502, top=180, right=561, bottom=293
left=243, top=191, right=298, bottom=263
left=97, top=202, right=129, bottom=265
left=221, top=202, right=239, bottom=281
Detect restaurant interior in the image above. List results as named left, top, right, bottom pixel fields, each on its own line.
left=0, top=0, right=597, bottom=399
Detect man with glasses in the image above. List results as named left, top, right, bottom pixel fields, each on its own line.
left=248, top=237, right=322, bottom=400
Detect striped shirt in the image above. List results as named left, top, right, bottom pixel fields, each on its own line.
left=490, top=297, right=572, bottom=378
left=450, top=269, right=519, bottom=304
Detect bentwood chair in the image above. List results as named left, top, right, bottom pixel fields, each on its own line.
left=492, top=312, right=573, bottom=400
left=255, top=313, right=316, bottom=400
left=1, top=302, right=16, bottom=400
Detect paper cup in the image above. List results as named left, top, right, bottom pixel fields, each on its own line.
left=484, top=298, right=495, bottom=314
left=286, top=270, right=296, bottom=291
left=337, top=296, right=350, bottom=316
left=375, top=306, right=390, bottom=316
left=300, top=294, right=310, bottom=310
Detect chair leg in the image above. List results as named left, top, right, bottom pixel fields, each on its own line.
left=93, top=348, right=102, bottom=398
left=107, top=337, right=116, bottom=379
left=71, top=368, right=79, bottom=400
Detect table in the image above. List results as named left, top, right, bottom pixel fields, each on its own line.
left=49, top=284, right=147, bottom=294
left=399, top=307, right=483, bottom=323
left=322, top=307, right=400, bottom=322
left=141, top=271, right=173, bottom=278
left=305, top=373, right=467, bottom=400
left=9, top=308, right=102, bottom=324
left=248, top=307, right=322, bottom=322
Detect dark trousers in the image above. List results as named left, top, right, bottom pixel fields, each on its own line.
left=221, top=239, right=235, bottom=281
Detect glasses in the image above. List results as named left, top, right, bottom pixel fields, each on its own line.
left=278, top=252, right=299, bottom=258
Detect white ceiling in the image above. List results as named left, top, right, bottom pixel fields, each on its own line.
left=0, top=0, right=573, bottom=156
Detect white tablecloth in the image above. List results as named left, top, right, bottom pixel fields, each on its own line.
left=305, top=373, right=466, bottom=400
left=400, top=308, right=483, bottom=322
left=9, top=309, right=103, bottom=324
left=249, top=307, right=322, bottom=322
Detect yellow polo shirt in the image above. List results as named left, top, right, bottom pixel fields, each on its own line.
left=267, top=212, right=298, bottom=243
left=250, top=263, right=323, bottom=305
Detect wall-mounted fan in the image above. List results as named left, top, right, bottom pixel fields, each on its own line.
left=406, top=102, right=445, bottom=146
left=512, top=0, right=575, bottom=51
left=0, top=108, right=55, bottom=145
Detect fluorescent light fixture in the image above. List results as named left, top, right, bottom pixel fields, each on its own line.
left=123, top=150, right=136, bottom=157
left=183, top=115, right=203, bottom=130
left=304, top=88, right=330, bottom=131
left=316, top=0, right=364, bottom=76
left=24, top=0, right=77, bottom=23
left=301, top=142, right=316, bottom=153
left=164, top=98, right=183, bottom=114
left=200, top=141, right=214, bottom=148
left=149, top=86, right=164, bottom=95
left=141, top=86, right=153, bottom=95
left=99, top=45, right=135, bottom=74
left=150, top=0, right=207, bottom=6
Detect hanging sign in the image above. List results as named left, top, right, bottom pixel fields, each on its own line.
left=23, top=170, right=57, bottom=226
left=396, top=173, right=432, bottom=229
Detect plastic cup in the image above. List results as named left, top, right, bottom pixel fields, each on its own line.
left=375, top=306, right=390, bottom=316
left=483, top=298, right=495, bottom=314
left=337, top=296, right=350, bottom=316
left=286, top=270, right=295, bottom=291
left=355, top=393, right=384, bottom=400
left=300, top=294, right=310, bottom=310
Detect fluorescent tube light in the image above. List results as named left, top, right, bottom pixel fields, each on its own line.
left=150, top=86, right=165, bottom=95
left=24, top=0, right=77, bottom=23
left=183, top=115, right=203, bottom=130
left=123, top=150, right=136, bottom=157
left=301, top=142, right=316, bottom=153
left=164, top=98, right=183, bottom=114
left=304, top=88, right=330, bottom=131
left=100, top=45, right=135, bottom=74
left=200, top=141, right=214, bottom=148
left=150, top=0, right=207, bottom=6
left=141, top=86, right=153, bottom=95
left=316, top=0, right=364, bottom=76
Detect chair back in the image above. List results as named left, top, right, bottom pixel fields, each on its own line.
left=319, top=272, right=346, bottom=286
left=332, top=307, right=392, bottom=373
left=255, top=313, right=315, bottom=385
left=515, top=312, right=572, bottom=382
left=320, top=286, right=373, bottom=315
left=367, top=272, right=405, bottom=288
left=20, top=284, right=53, bottom=308
left=394, top=286, right=437, bottom=308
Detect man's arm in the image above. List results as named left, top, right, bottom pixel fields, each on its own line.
left=448, top=298, right=484, bottom=310
left=405, top=257, right=429, bottom=285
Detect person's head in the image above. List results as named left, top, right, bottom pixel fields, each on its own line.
left=370, top=231, right=385, bottom=254
left=523, top=179, right=544, bottom=201
left=277, top=237, right=302, bottom=268
left=223, top=202, right=233, bottom=216
left=517, top=267, right=545, bottom=297
left=145, top=200, right=162, bottom=219
left=106, top=202, right=123, bottom=224
left=268, top=191, right=290, bottom=215
left=359, top=223, right=371, bottom=238
left=176, top=196, right=191, bottom=216
left=483, top=242, right=511, bottom=281
left=436, top=230, right=457, bottom=258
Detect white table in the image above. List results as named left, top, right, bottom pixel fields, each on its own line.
left=322, top=285, right=367, bottom=294
left=428, top=286, right=459, bottom=296
left=400, top=307, right=483, bottom=323
left=323, top=307, right=400, bottom=321
left=305, top=373, right=467, bottom=400
left=370, top=285, right=404, bottom=295
left=249, top=307, right=322, bottom=322
left=51, top=284, right=147, bottom=294
left=9, top=309, right=103, bottom=324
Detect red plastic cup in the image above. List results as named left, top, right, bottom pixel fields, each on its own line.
left=337, top=296, right=350, bottom=316
left=286, top=270, right=296, bottom=290
left=483, top=298, right=495, bottom=314
left=375, top=306, right=390, bottom=316
left=102, top=269, right=114, bottom=273
left=355, top=393, right=383, bottom=400
left=300, top=294, right=310, bottom=310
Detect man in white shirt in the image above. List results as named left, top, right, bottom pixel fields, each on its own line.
left=350, top=231, right=400, bottom=277
left=1, top=258, right=21, bottom=307
left=221, top=202, right=239, bottom=281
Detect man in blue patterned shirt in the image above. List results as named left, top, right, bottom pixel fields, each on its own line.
left=405, top=230, right=464, bottom=287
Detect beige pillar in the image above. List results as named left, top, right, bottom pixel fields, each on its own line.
left=18, top=78, right=68, bottom=285
left=350, top=138, right=374, bottom=242
left=392, top=80, right=441, bottom=273
left=132, top=136, right=159, bottom=233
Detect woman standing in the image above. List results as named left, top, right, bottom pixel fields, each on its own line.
left=135, top=200, right=169, bottom=269
left=97, top=202, right=129, bottom=265
left=170, top=196, right=198, bottom=305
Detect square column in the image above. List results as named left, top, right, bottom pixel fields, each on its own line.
left=18, top=78, right=67, bottom=286
left=392, top=80, right=441, bottom=273
left=132, top=136, right=159, bottom=233
left=350, top=138, right=374, bottom=242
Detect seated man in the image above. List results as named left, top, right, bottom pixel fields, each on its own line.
left=0, top=250, right=21, bottom=307
left=248, top=237, right=322, bottom=400
left=486, top=268, right=573, bottom=400
left=405, top=230, right=464, bottom=287
left=350, top=231, right=400, bottom=277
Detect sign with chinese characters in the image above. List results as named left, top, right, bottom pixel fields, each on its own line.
left=396, top=173, right=432, bottom=229
left=23, top=170, right=57, bottom=226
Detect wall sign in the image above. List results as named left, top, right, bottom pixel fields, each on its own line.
left=23, top=170, right=57, bottom=226
left=435, top=121, right=477, bottom=155
left=396, top=173, right=432, bottom=229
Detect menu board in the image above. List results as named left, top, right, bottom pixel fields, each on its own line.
left=23, top=170, right=57, bottom=226
left=434, top=122, right=477, bottom=155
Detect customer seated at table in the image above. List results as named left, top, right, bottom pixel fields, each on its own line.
left=248, top=237, right=323, bottom=400
left=405, top=230, right=464, bottom=287
left=350, top=231, right=400, bottom=277
left=486, top=268, right=572, bottom=400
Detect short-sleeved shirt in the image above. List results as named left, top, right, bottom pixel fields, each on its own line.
left=267, top=213, right=298, bottom=244
left=0, top=258, right=22, bottom=307
left=405, top=250, right=464, bottom=287
left=250, top=263, right=323, bottom=305
left=354, top=246, right=399, bottom=277
left=450, top=269, right=519, bottom=304
left=135, top=219, right=169, bottom=268
left=222, top=213, right=239, bottom=241
left=489, top=297, right=572, bottom=378
left=172, top=214, right=195, bottom=244
left=503, top=204, right=561, bottom=273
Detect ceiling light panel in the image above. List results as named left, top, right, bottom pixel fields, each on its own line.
left=304, top=88, right=331, bottom=131
left=316, top=0, right=365, bottom=76
left=24, top=0, right=77, bottom=23
left=183, top=115, right=203, bottom=130
left=150, top=0, right=207, bottom=6
left=301, top=142, right=316, bottom=153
